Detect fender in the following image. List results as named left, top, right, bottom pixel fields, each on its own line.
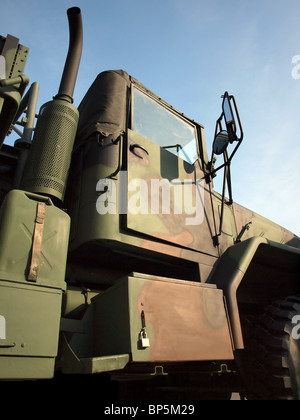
left=207, top=237, right=300, bottom=349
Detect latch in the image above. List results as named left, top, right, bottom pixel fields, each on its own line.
left=139, top=329, right=150, bottom=348
left=139, top=310, right=150, bottom=349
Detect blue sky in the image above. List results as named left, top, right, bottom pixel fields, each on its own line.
left=1, top=0, right=300, bottom=235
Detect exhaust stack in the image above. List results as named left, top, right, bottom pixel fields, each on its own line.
left=22, top=7, right=83, bottom=203
left=57, top=7, right=83, bottom=103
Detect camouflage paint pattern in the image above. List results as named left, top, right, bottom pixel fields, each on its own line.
left=0, top=42, right=299, bottom=386
left=92, top=273, right=234, bottom=363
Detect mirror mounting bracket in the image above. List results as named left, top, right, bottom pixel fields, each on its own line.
left=208, top=92, right=244, bottom=246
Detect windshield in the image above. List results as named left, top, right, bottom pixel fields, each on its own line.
left=132, top=87, right=198, bottom=164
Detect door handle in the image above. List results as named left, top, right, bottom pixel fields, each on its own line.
left=0, top=340, right=16, bottom=348
left=129, top=144, right=149, bottom=159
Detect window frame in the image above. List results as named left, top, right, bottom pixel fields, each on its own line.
left=131, top=83, right=201, bottom=166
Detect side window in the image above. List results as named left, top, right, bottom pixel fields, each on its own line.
left=132, top=87, right=198, bottom=165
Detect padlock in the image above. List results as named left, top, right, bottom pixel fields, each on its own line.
left=140, top=329, right=150, bottom=348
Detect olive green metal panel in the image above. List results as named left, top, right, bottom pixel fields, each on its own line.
left=93, top=273, right=234, bottom=363
left=68, top=136, right=121, bottom=248
left=67, top=135, right=218, bottom=286
left=93, top=277, right=132, bottom=358
left=0, top=357, right=56, bottom=380
left=127, top=130, right=218, bottom=257
left=58, top=332, right=130, bottom=375
left=0, top=189, right=69, bottom=379
left=233, top=201, right=300, bottom=247
left=0, top=189, right=69, bottom=288
left=0, top=281, right=62, bottom=379
left=213, top=197, right=237, bottom=254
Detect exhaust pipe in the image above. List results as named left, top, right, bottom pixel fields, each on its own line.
left=22, top=7, right=83, bottom=203
left=56, top=7, right=83, bottom=103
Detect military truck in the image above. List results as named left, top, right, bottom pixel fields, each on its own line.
left=0, top=7, right=299, bottom=400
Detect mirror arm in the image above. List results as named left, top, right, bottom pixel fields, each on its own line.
left=211, top=92, right=243, bottom=246
left=219, top=163, right=228, bottom=233
left=206, top=160, right=225, bottom=180
left=215, top=116, right=223, bottom=134
left=231, top=94, right=244, bottom=143
left=205, top=117, right=225, bottom=182
left=226, top=96, right=244, bottom=162
left=224, top=149, right=233, bottom=204
left=213, top=154, right=233, bottom=246
left=228, top=141, right=241, bottom=163
left=212, top=165, right=227, bottom=247
left=226, top=167, right=233, bottom=205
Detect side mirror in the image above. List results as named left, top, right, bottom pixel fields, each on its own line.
left=211, top=91, right=243, bottom=160
left=222, top=93, right=238, bottom=143
left=213, top=130, right=229, bottom=155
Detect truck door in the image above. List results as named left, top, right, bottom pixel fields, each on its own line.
left=125, top=85, right=218, bottom=258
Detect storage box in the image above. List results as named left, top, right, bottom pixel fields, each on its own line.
left=0, top=189, right=69, bottom=288
left=93, top=273, right=234, bottom=362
